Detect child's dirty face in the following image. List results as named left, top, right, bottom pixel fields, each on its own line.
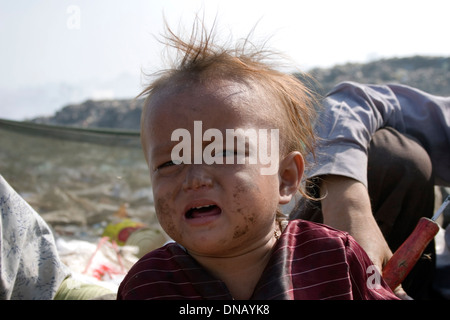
left=141, top=79, right=283, bottom=256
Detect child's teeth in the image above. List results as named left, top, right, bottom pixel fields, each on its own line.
left=194, top=205, right=212, bottom=209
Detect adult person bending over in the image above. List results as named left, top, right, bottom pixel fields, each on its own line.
left=291, top=81, right=450, bottom=300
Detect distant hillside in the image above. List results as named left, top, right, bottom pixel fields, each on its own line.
left=307, top=55, right=450, bottom=96
left=32, top=55, right=449, bottom=130
left=32, top=98, right=145, bottom=130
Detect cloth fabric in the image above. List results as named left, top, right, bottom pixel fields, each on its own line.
left=0, top=173, right=116, bottom=300
left=54, top=277, right=115, bottom=300
left=0, top=174, right=70, bottom=299
left=117, top=219, right=398, bottom=300
left=368, top=127, right=436, bottom=299
left=307, top=81, right=450, bottom=188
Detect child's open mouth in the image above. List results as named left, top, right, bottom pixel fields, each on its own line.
left=185, top=204, right=222, bottom=220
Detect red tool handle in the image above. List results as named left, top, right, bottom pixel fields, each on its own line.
left=382, top=217, right=439, bottom=290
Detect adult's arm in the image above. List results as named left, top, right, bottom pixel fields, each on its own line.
left=319, top=174, right=410, bottom=299
left=319, top=175, right=390, bottom=268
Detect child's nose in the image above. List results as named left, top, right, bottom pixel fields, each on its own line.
left=182, top=165, right=213, bottom=191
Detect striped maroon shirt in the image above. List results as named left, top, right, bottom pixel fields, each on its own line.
left=117, top=219, right=398, bottom=300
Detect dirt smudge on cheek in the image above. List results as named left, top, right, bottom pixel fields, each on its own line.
left=233, top=224, right=249, bottom=239
left=231, top=182, right=260, bottom=239
left=155, top=193, right=180, bottom=241
left=232, top=183, right=253, bottom=212
left=232, top=183, right=248, bottom=200
left=245, top=213, right=256, bottom=224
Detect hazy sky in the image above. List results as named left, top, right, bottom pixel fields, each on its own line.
left=1, top=0, right=449, bottom=120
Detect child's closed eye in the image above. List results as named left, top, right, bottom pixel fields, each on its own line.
left=156, top=159, right=182, bottom=171
left=217, top=150, right=237, bottom=157
left=211, top=149, right=243, bottom=160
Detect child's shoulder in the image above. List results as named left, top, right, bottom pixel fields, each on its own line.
left=283, top=219, right=351, bottom=244
left=118, top=242, right=191, bottom=299
left=121, top=242, right=186, bottom=281
left=287, top=218, right=349, bottom=234
left=133, top=241, right=186, bottom=267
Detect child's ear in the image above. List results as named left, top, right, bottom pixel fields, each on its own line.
left=278, top=151, right=304, bottom=205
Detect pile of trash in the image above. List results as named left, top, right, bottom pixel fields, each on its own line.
left=0, top=124, right=169, bottom=293
left=54, top=208, right=170, bottom=293
left=0, top=122, right=155, bottom=227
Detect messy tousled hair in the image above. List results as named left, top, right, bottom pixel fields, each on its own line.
left=138, top=16, right=320, bottom=201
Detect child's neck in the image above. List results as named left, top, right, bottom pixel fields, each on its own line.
left=189, top=235, right=278, bottom=300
